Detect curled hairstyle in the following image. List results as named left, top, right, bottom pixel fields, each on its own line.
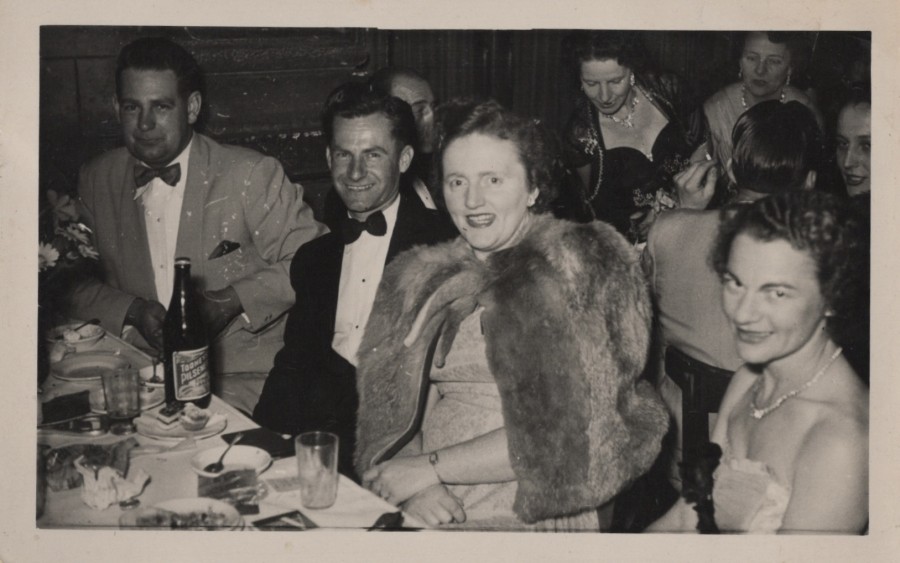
left=731, top=100, right=823, bottom=193
left=321, top=81, right=416, bottom=149
left=711, top=191, right=867, bottom=332
left=739, top=31, right=811, bottom=72
left=568, top=30, right=648, bottom=75
left=434, top=99, right=561, bottom=214
left=116, top=37, right=203, bottom=100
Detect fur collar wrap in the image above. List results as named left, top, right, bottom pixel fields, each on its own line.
left=355, top=215, right=669, bottom=522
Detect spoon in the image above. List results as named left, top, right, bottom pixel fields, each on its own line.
left=203, top=432, right=244, bottom=473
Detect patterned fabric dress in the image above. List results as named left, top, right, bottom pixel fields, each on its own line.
left=422, top=308, right=601, bottom=531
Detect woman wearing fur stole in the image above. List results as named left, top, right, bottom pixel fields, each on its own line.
left=355, top=100, right=669, bottom=530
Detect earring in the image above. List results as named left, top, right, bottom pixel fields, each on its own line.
left=630, top=72, right=636, bottom=87
left=738, top=66, right=743, bottom=80
left=786, top=70, right=792, bottom=87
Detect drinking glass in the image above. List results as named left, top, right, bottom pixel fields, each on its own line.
left=294, top=431, right=339, bottom=509
left=102, top=367, right=141, bottom=435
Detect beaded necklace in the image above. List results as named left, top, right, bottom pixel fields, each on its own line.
left=749, top=346, right=843, bottom=420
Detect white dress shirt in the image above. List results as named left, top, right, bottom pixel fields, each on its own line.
left=331, top=194, right=400, bottom=366
left=134, top=137, right=193, bottom=307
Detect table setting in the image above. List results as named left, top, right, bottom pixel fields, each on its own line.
left=37, top=323, right=423, bottom=531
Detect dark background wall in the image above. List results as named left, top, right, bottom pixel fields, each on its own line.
left=40, top=26, right=869, bottom=219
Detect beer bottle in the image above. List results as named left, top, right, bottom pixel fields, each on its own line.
left=163, top=257, right=211, bottom=408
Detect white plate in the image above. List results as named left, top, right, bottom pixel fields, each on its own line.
left=91, top=385, right=165, bottom=414
left=135, top=411, right=227, bottom=441
left=46, top=323, right=105, bottom=348
left=51, top=352, right=131, bottom=382
left=191, top=445, right=273, bottom=478
left=118, top=497, right=242, bottom=530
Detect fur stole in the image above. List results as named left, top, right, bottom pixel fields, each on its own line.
left=355, top=214, right=669, bottom=523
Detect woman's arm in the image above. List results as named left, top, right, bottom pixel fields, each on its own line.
left=779, top=420, right=868, bottom=533
left=362, top=427, right=515, bottom=505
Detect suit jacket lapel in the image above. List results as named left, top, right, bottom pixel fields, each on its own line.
left=175, top=134, right=208, bottom=266
left=120, top=156, right=157, bottom=297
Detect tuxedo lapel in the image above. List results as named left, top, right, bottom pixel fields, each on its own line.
left=387, top=192, right=430, bottom=263
left=317, top=234, right=345, bottom=336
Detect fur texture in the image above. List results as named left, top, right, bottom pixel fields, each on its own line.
left=355, top=214, right=669, bottom=523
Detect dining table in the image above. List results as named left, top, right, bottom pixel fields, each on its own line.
left=37, top=326, right=424, bottom=531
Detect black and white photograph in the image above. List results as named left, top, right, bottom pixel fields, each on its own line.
left=2, top=0, right=898, bottom=561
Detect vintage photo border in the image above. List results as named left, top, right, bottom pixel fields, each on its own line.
left=2, top=0, right=897, bottom=561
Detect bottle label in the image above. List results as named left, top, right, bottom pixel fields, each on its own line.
left=172, top=346, right=210, bottom=402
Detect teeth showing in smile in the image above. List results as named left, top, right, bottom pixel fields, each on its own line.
left=466, top=214, right=494, bottom=228
left=345, top=183, right=374, bottom=191
left=736, top=329, right=770, bottom=343
left=844, top=175, right=867, bottom=186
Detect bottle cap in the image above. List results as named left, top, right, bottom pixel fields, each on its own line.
left=174, top=257, right=191, bottom=266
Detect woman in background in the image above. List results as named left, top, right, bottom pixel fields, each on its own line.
left=704, top=32, right=823, bottom=203
left=649, top=191, right=868, bottom=533
left=562, top=31, right=708, bottom=242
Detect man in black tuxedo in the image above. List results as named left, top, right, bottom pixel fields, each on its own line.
left=252, top=87, right=456, bottom=480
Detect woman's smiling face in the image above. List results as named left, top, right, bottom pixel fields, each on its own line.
left=721, top=234, right=829, bottom=365
left=442, top=133, right=537, bottom=260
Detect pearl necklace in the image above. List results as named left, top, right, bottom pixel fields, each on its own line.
left=740, top=84, right=787, bottom=110
left=749, top=346, right=843, bottom=420
left=601, top=88, right=640, bottom=128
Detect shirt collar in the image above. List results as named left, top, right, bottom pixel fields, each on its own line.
left=134, top=136, right=194, bottom=200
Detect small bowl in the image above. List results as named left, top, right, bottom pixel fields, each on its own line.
left=190, top=445, right=273, bottom=478
left=46, top=322, right=105, bottom=351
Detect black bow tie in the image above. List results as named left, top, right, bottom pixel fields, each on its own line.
left=340, top=211, right=387, bottom=244
left=134, top=163, right=182, bottom=187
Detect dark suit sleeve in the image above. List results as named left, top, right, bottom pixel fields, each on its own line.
left=251, top=241, right=355, bottom=436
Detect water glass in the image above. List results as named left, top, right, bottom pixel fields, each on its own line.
left=294, top=431, right=339, bottom=509
left=102, top=367, right=141, bottom=435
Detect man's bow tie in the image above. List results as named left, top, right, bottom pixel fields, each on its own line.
left=134, top=163, right=182, bottom=187
left=340, top=211, right=387, bottom=244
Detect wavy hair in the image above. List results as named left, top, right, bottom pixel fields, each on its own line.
left=711, top=191, right=868, bottom=336
left=433, top=99, right=561, bottom=213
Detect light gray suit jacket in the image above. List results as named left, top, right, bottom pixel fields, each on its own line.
left=71, top=133, right=326, bottom=375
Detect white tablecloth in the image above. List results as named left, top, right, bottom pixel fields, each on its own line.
left=38, top=331, right=423, bottom=530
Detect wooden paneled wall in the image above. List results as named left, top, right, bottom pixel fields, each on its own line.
left=40, top=27, right=868, bottom=215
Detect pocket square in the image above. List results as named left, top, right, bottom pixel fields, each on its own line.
left=209, top=240, right=240, bottom=260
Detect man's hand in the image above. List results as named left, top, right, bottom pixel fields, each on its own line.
left=125, top=298, right=166, bottom=353
left=197, top=286, right=244, bottom=338
left=675, top=160, right=718, bottom=210
left=401, top=484, right=466, bottom=527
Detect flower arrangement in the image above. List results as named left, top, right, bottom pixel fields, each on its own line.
left=39, top=190, right=98, bottom=275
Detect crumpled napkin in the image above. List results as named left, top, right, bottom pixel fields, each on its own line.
left=74, top=455, right=150, bottom=510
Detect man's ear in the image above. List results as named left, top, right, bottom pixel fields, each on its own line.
left=802, top=170, right=817, bottom=191
left=112, top=96, right=121, bottom=123
left=325, top=146, right=332, bottom=171
left=399, top=145, right=414, bottom=173
left=187, top=91, right=202, bottom=125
